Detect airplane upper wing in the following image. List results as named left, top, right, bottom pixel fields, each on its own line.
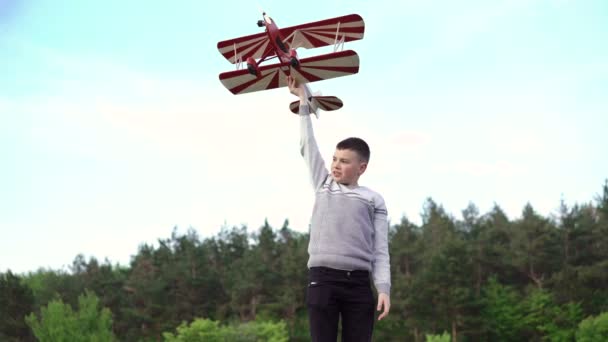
left=217, top=14, right=364, bottom=64
left=217, top=32, right=275, bottom=64
left=280, top=14, right=364, bottom=50
left=219, top=50, right=359, bottom=95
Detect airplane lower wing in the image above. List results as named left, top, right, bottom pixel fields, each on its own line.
left=219, top=50, right=359, bottom=95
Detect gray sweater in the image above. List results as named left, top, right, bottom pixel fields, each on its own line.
left=300, top=105, right=391, bottom=296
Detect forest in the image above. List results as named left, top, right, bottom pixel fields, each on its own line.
left=1, top=182, right=608, bottom=341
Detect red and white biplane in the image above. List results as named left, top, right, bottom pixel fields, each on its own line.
left=217, top=12, right=364, bottom=115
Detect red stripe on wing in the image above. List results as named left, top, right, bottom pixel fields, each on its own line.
left=267, top=69, right=281, bottom=90
left=292, top=68, right=324, bottom=83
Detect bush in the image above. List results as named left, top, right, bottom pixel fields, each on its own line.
left=25, top=290, right=115, bottom=342
left=163, top=318, right=288, bottom=342
left=576, top=312, right=608, bottom=342
left=425, top=331, right=451, bottom=342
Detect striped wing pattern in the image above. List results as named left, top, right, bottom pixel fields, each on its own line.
left=281, top=14, right=364, bottom=50
left=289, top=96, right=344, bottom=114
left=217, top=32, right=273, bottom=64
left=219, top=50, right=359, bottom=95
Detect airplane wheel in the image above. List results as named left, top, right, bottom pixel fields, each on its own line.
left=247, top=63, right=257, bottom=76
left=290, top=57, right=299, bottom=68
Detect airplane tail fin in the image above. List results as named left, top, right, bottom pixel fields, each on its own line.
left=289, top=96, right=344, bottom=117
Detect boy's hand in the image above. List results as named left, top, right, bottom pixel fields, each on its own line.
left=287, top=75, right=306, bottom=102
left=377, top=293, right=390, bottom=321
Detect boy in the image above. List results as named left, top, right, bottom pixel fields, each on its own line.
left=287, top=76, right=390, bottom=342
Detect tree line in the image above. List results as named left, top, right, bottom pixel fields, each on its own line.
left=2, top=182, right=608, bottom=341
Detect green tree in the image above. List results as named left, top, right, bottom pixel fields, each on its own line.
left=0, top=271, right=35, bottom=341
left=467, top=203, right=513, bottom=297
left=551, top=199, right=608, bottom=315
left=480, top=277, right=524, bottom=341
left=275, top=220, right=308, bottom=338
left=420, top=199, right=456, bottom=253
left=23, top=267, right=82, bottom=309
left=480, top=204, right=515, bottom=280
left=510, top=204, right=560, bottom=289
left=378, top=216, right=421, bottom=340
left=229, top=220, right=281, bottom=321
left=425, top=238, right=476, bottom=341
left=521, top=288, right=582, bottom=341
left=25, top=290, right=115, bottom=342
left=122, top=242, right=167, bottom=339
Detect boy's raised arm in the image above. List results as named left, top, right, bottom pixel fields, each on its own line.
left=288, top=76, right=329, bottom=190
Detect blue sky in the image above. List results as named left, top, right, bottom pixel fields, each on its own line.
left=1, top=0, right=607, bottom=273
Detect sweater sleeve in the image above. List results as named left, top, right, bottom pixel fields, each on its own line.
left=372, top=195, right=391, bottom=296
left=299, top=104, right=329, bottom=190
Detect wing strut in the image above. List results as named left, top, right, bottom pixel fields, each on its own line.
left=333, top=22, right=346, bottom=52
left=234, top=43, right=243, bottom=70
left=283, top=31, right=301, bottom=49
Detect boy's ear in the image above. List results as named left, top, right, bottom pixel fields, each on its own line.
left=358, top=161, right=368, bottom=175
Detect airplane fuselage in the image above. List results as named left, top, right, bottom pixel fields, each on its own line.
left=261, top=13, right=298, bottom=66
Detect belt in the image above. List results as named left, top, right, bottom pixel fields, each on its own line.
left=310, top=266, right=369, bottom=278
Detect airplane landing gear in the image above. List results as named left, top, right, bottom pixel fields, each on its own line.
left=289, top=49, right=300, bottom=68
left=247, top=63, right=257, bottom=76
left=290, top=57, right=299, bottom=68
left=246, top=57, right=259, bottom=76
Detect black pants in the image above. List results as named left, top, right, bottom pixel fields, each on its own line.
left=307, top=267, right=375, bottom=342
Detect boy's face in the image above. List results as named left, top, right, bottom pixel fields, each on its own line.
left=331, top=149, right=367, bottom=186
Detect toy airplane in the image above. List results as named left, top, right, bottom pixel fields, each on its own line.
left=217, top=12, right=365, bottom=116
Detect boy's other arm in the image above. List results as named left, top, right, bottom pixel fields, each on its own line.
left=373, top=196, right=391, bottom=320
left=288, top=76, right=329, bottom=190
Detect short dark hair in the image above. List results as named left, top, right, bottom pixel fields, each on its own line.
left=336, top=137, right=370, bottom=162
